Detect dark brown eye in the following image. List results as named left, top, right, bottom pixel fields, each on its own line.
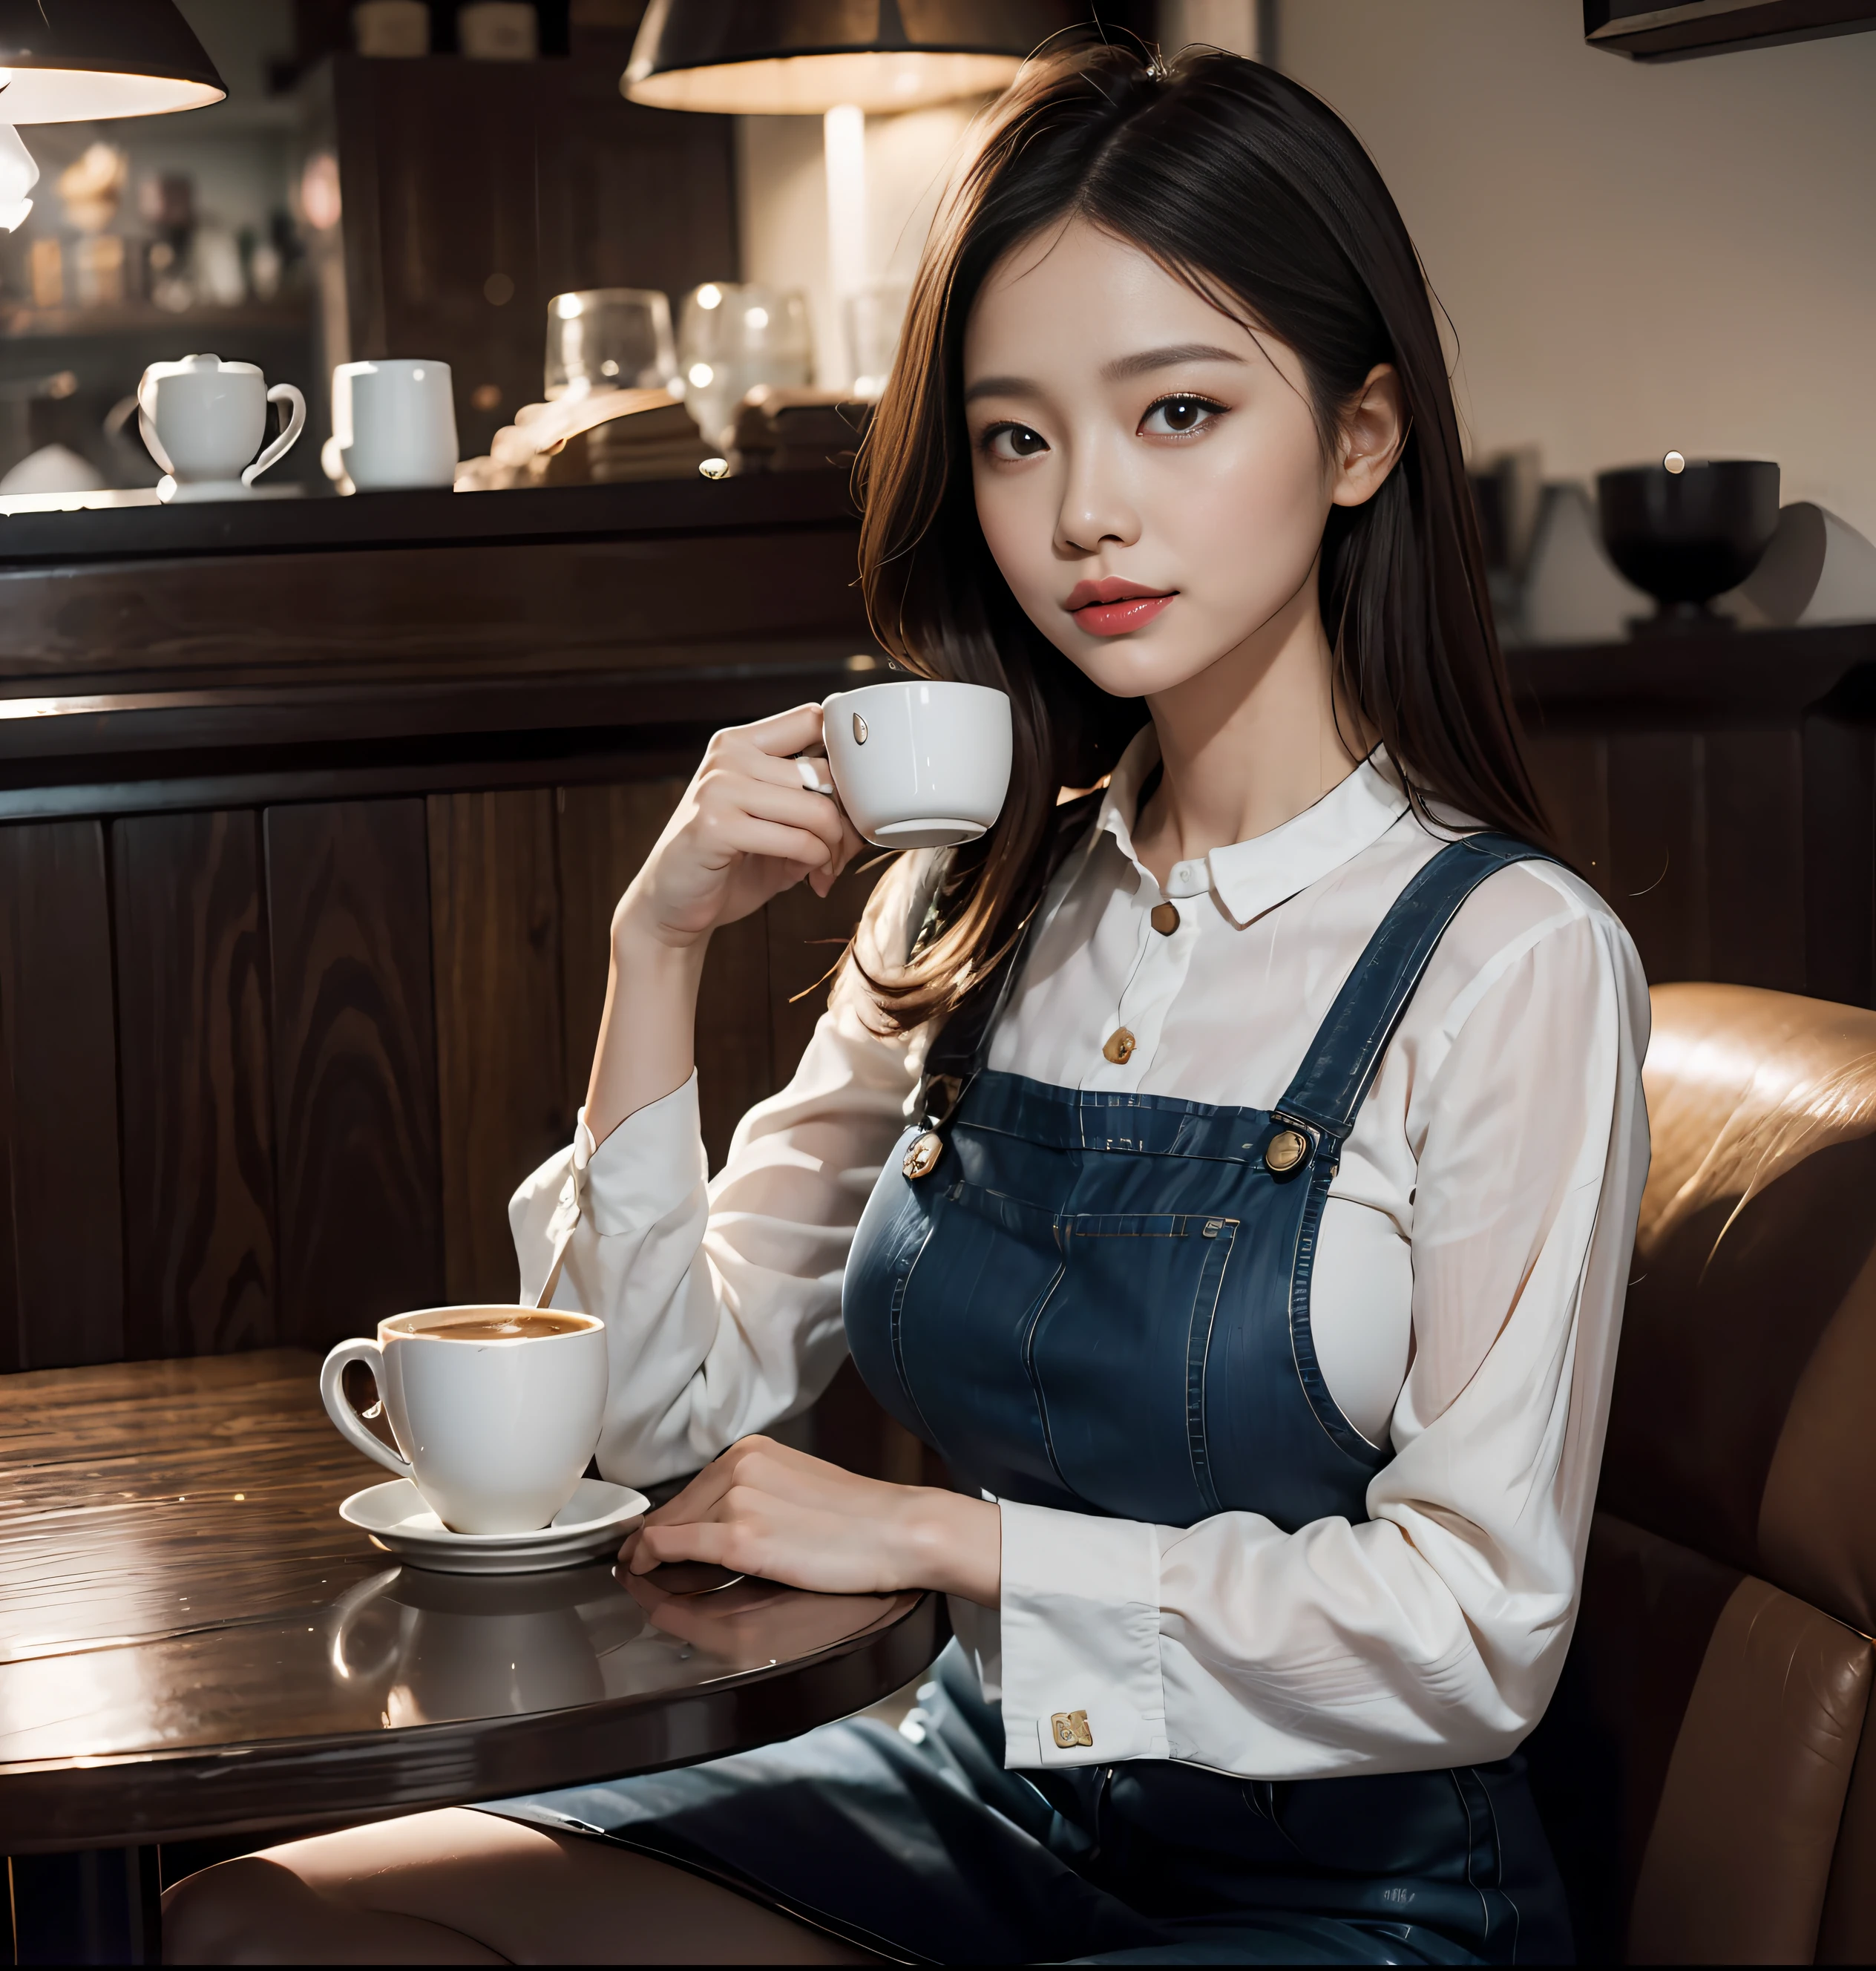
left=1142, top=394, right=1223, bottom=438
left=988, top=422, right=1048, bottom=459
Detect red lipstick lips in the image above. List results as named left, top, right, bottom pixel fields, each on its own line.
left=1066, top=577, right=1175, bottom=636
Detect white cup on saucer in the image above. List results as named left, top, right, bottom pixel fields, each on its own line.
left=819, top=679, right=1012, bottom=848
left=323, top=358, right=459, bottom=492
left=137, top=352, right=306, bottom=502
left=321, top=1306, right=608, bottom=1535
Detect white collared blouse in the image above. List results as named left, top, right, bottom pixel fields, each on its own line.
left=511, top=734, right=1650, bottom=1780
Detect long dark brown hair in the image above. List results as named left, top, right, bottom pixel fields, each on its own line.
left=854, top=39, right=1549, bottom=1031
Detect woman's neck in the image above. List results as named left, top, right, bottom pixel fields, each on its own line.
left=1129, top=560, right=1368, bottom=887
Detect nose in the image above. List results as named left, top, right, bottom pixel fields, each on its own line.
left=1055, top=433, right=1141, bottom=558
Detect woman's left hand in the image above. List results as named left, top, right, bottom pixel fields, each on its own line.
left=618, top=1436, right=1001, bottom=1605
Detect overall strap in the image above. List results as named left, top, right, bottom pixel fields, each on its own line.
left=1276, top=832, right=1555, bottom=1147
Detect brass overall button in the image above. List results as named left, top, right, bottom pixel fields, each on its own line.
left=1149, top=902, right=1180, bottom=936
left=1265, top=1127, right=1309, bottom=1174
left=902, top=1131, right=945, bottom=1180
left=1102, top=1027, right=1137, bottom=1064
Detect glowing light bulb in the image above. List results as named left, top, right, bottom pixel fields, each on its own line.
left=695, top=283, right=723, bottom=310
left=688, top=362, right=715, bottom=388
left=0, top=124, right=39, bottom=234
left=745, top=306, right=769, bottom=329
left=555, top=292, right=584, bottom=319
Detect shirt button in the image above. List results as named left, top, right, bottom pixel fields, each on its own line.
left=1103, top=1027, right=1136, bottom=1064
left=1149, top=902, right=1179, bottom=936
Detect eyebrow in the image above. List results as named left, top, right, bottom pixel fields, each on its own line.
left=963, top=342, right=1247, bottom=405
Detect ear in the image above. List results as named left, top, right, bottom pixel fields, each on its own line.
left=1329, top=364, right=1407, bottom=508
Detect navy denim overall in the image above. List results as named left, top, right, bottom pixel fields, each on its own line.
left=493, top=830, right=1575, bottom=1964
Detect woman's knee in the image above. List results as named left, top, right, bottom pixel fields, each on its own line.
left=161, top=1846, right=504, bottom=1964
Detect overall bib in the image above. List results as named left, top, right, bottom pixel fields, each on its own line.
left=492, top=832, right=1575, bottom=1965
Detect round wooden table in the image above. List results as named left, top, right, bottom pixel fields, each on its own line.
left=0, top=1350, right=946, bottom=1863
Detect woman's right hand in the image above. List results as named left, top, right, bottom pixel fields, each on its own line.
left=613, top=704, right=865, bottom=957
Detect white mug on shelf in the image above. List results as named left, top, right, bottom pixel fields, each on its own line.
left=137, top=353, right=306, bottom=503
left=320, top=1307, right=609, bottom=1535
left=819, top=679, right=1013, bottom=848
left=323, top=358, right=459, bottom=493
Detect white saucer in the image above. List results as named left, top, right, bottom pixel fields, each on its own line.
left=340, top=1477, right=649, bottom=1574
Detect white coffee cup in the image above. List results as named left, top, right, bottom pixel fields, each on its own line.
left=138, top=353, right=306, bottom=502
left=819, top=680, right=1012, bottom=848
left=323, top=358, right=459, bottom=492
left=320, top=1306, right=608, bottom=1535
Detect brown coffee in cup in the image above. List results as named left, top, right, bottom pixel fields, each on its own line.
left=404, top=1312, right=589, bottom=1342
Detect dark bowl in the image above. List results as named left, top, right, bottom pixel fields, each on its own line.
left=1596, top=458, right=1780, bottom=620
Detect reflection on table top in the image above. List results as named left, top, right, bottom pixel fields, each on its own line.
left=0, top=1351, right=944, bottom=1853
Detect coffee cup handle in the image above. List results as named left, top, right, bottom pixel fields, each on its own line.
left=243, top=382, right=306, bottom=487
left=319, top=1338, right=413, bottom=1478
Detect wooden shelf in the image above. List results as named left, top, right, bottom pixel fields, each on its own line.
left=0, top=301, right=311, bottom=342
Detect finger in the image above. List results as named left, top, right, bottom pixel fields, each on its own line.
left=729, top=704, right=827, bottom=761
left=704, top=775, right=847, bottom=853
left=640, top=1434, right=774, bottom=1528
left=629, top=1518, right=741, bottom=1573
left=793, top=756, right=836, bottom=798
left=695, top=813, right=843, bottom=871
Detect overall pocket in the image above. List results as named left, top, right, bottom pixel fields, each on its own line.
left=1028, top=1211, right=1239, bottom=1525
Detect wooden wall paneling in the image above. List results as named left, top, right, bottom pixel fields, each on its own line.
left=531, top=62, right=739, bottom=318
left=264, top=801, right=443, bottom=1351
left=1704, top=728, right=1807, bottom=994
left=554, top=778, right=687, bottom=1123
left=0, top=958, right=16, bottom=1372
left=1802, top=717, right=1875, bottom=1009
left=427, top=790, right=568, bottom=1305
left=1607, top=733, right=1711, bottom=983
left=697, top=914, right=772, bottom=1175
left=113, top=813, right=277, bottom=1359
left=766, top=855, right=891, bottom=1086
left=0, top=821, right=124, bottom=1370
left=1523, top=730, right=1612, bottom=900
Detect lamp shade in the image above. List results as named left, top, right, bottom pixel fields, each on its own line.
left=0, top=1, right=225, bottom=122
left=624, top=0, right=1083, bottom=114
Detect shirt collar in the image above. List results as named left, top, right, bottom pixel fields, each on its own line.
left=1095, top=727, right=1411, bottom=926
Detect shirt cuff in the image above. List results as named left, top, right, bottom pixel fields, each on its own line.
left=997, top=1500, right=1168, bottom=1769
left=580, top=1072, right=708, bottom=1237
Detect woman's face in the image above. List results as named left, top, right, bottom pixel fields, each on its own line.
left=962, top=217, right=1397, bottom=701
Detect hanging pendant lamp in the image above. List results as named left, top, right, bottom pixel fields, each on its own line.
left=0, top=1, right=226, bottom=122
left=623, top=0, right=1078, bottom=115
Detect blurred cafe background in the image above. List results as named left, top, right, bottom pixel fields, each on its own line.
left=2, top=11, right=1876, bottom=1963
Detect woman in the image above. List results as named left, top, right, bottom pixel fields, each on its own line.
left=168, top=42, right=1647, bottom=1967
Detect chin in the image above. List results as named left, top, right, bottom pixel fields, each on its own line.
left=1056, top=634, right=1229, bottom=702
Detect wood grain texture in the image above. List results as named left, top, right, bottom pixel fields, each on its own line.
left=1803, top=718, right=1875, bottom=1009
left=113, top=811, right=276, bottom=1359
left=0, top=820, right=124, bottom=1370
left=554, top=778, right=686, bottom=1123
left=1705, top=729, right=1807, bottom=994
left=1609, top=733, right=1711, bottom=983
left=1525, top=731, right=1612, bottom=902
left=696, top=912, right=773, bottom=1175
left=428, top=790, right=568, bottom=1304
left=0, top=1351, right=943, bottom=1852
left=766, top=853, right=890, bottom=1087
left=264, top=801, right=443, bottom=1350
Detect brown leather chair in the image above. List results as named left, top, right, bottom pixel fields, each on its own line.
left=1526, top=983, right=1876, bottom=1964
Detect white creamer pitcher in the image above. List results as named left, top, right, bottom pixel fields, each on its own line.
left=138, top=353, right=306, bottom=502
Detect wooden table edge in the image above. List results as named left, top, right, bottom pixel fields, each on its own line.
left=0, top=1590, right=951, bottom=1854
